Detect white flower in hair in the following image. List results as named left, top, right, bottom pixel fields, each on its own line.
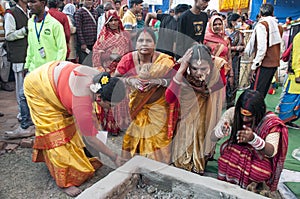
left=90, top=83, right=102, bottom=93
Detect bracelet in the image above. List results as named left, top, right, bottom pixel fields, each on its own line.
left=125, top=77, right=133, bottom=85
left=248, top=133, right=265, bottom=150
left=173, top=76, right=182, bottom=85
left=155, top=78, right=162, bottom=87
left=162, top=79, right=168, bottom=87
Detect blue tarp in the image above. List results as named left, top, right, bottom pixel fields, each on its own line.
left=250, top=0, right=300, bottom=23
left=153, top=0, right=170, bottom=13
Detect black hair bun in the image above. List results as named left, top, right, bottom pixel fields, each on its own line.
left=98, top=72, right=111, bottom=86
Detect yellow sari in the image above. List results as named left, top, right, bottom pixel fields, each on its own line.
left=122, top=53, right=174, bottom=164
left=24, top=61, right=101, bottom=188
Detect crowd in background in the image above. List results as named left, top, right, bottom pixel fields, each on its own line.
left=0, top=0, right=299, bottom=197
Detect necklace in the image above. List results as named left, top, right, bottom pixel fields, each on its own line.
left=137, top=53, right=153, bottom=65
left=137, top=53, right=154, bottom=78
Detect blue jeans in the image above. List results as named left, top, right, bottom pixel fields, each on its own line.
left=19, top=85, right=33, bottom=129
left=12, top=63, right=25, bottom=113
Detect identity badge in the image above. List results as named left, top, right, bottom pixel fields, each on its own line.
left=39, top=47, right=46, bottom=58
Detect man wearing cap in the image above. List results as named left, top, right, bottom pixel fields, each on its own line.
left=145, top=4, right=190, bottom=57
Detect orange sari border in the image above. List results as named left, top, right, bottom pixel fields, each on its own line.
left=33, top=123, right=76, bottom=150
left=43, top=150, right=96, bottom=188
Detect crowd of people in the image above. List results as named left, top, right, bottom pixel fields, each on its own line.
left=0, top=0, right=299, bottom=197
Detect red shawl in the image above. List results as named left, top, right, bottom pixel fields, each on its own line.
left=256, top=112, right=288, bottom=191
left=219, top=112, right=288, bottom=191
left=204, top=15, right=230, bottom=59
left=92, top=10, right=132, bottom=72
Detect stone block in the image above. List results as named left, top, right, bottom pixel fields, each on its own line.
left=20, top=138, right=33, bottom=148
left=0, top=141, right=6, bottom=150
left=5, top=143, right=19, bottom=151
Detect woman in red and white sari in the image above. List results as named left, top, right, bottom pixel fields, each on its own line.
left=92, top=10, right=132, bottom=135
left=212, top=89, right=288, bottom=196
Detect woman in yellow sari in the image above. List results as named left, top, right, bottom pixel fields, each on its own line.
left=115, top=28, right=175, bottom=164
left=24, top=61, right=126, bottom=197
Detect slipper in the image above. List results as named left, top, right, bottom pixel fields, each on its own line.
left=292, top=148, right=300, bottom=161
left=3, top=127, right=35, bottom=139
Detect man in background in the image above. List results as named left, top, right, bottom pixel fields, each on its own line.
left=145, top=4, right=190, bottom=57
left=74, top=0, right=98, bottom=63
left=175, top=0, right=210, bottom=59
left=245, top=3, right=283, bottom=98
left=4, top=0, right=67, bottom=138
left=4, top=0, right=29, bottom=122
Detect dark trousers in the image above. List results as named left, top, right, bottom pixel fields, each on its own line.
left=77, top=44, right=93, bottom=64
left=226, top=55, right=241, bottom=109
left=250, top=66, right=277, bottom=98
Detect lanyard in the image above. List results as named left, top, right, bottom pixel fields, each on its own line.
left=34, top=12, right=47, bottom=44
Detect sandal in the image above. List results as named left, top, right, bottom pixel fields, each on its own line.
left=4, top=126, right=35, bottom=139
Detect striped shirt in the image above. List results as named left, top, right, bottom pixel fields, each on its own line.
left=121, top=10, right=136, bottom=31
left=74, top=7, right=98, bottom=46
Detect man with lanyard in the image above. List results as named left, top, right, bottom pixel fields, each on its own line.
left=4, top=0, right=67, bottom=139
left=74, top=0, right=98, bottom=64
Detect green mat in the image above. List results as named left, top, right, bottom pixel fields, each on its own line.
left=284, top=182, right=300, bottom=198
left=205, top=88, right=300, bottom=173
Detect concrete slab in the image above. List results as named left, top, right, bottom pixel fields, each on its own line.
left=77, top=156, right=267, bottom=199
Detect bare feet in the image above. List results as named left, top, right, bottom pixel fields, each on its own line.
left=63, top=186, right=82, bottom=197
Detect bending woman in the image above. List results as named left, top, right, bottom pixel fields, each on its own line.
left=115, top=28, right=175, bottom=163
left=166, top=44, right=223, bottom=174
left=24, top=61, right=126, bottom=197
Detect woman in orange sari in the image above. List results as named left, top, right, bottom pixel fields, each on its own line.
left=115, top=28, right=175, bottom=163
left=24, top=61, right=126, bottom=197
left=204, top=15, right=232, bottom=87
left=93, top=10, right=132, bottom=135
